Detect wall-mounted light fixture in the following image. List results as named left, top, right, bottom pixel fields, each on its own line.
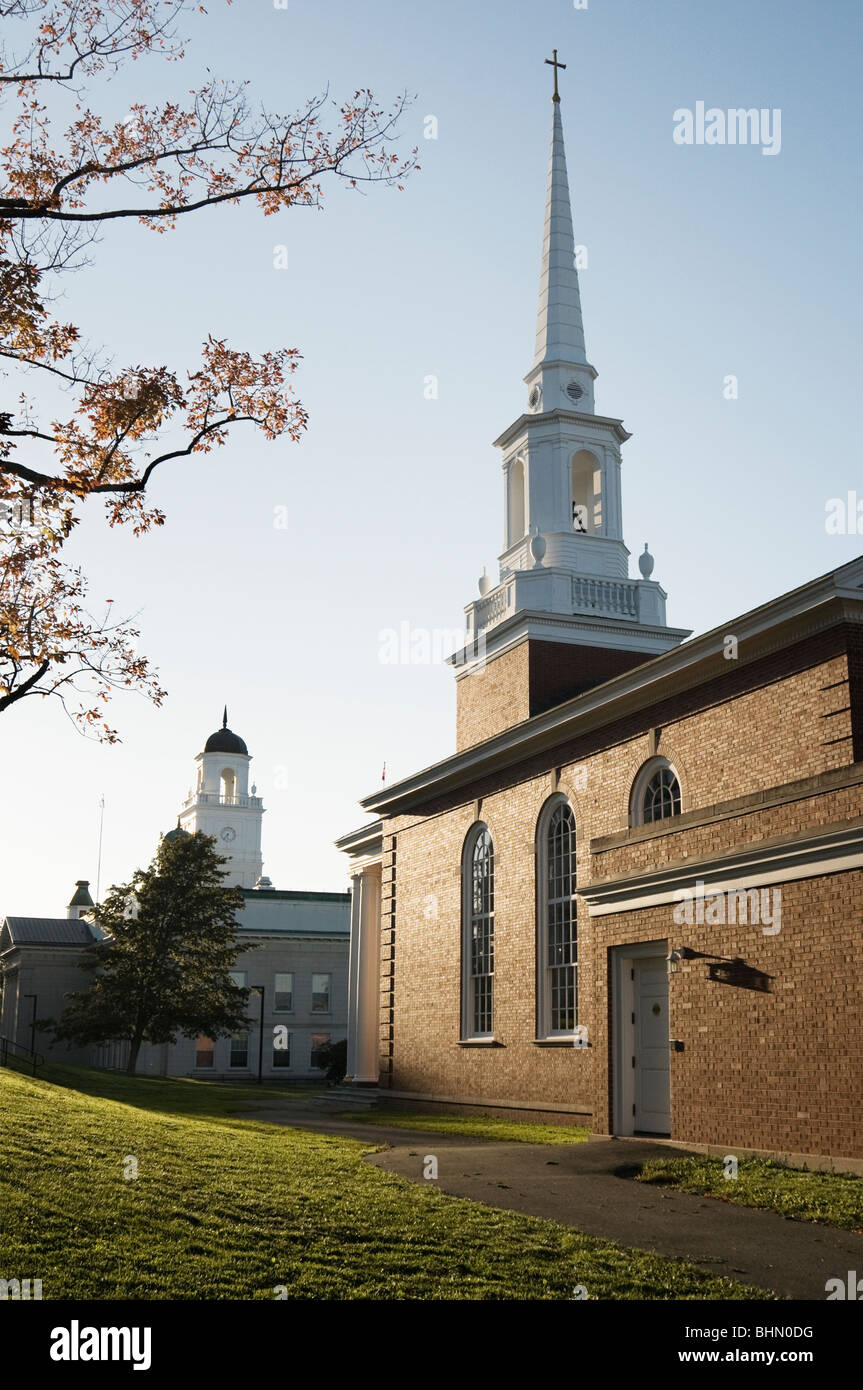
left=667, top=946, right=697, bottom=975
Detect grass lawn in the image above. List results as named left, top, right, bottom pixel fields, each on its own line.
left=0, top=1064, right=775, bottom=1300
left=637, top=1155, right=863, bottom=1232
left=343, top=1109, right=590, bottom=1145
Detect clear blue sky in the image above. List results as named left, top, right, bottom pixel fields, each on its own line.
left=3, top=0, right=862, bottom=915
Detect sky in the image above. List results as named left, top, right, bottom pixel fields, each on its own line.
left=2, top=0, right=862, bottom=915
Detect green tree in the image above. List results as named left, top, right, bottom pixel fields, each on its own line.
left=48, top=829, right=251, bottom=1074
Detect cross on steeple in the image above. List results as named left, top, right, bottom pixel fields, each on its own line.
left=544, top=48, right=566, bottom=103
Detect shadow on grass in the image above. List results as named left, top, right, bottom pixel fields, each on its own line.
left=32, top=1060, right=326, bottom=1126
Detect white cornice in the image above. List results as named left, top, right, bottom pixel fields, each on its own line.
left=493, top=408, right=631, bottom=450
left=582, top=819, right=863, bottom=916
left=451, top=609, right=690, bottom=677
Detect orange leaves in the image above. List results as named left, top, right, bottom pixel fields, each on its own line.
left=0, top=0, right=417, bottom=740
left=1, top=80, right=418, bottom=232
left=185, top=336, right=307, bottom=446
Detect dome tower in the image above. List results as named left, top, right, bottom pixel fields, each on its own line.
left=177, top=708, right=264, bottom=888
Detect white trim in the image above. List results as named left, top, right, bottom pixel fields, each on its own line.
left=584, top=821, right=863, bottom=917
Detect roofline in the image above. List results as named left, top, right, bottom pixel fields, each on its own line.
left=333, top=819, right=384, bottom=854
left=356, top=557, right=863, bottom=817
left=236, top=930, right=350, bottom=941
left=239, top=889, right=350, bottom=903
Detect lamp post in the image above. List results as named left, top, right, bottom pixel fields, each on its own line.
left=22, top=992, right=37, bottom=1057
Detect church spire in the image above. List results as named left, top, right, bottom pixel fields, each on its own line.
left=525, top=52, right=596, bottom=415
left=534, top=95, right=588, bottom=370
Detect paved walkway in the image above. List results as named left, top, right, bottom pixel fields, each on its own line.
left=251, top=1103, right=863, bottom=1300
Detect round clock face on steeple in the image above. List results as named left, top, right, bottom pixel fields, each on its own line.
left=220, top=826, right=237, bottom=843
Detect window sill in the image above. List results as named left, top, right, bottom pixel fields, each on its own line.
left=458, top=1038, right=503, bottom=1047
left=533, top=1037, right=591, bottom=1047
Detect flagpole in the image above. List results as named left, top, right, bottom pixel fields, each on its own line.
left=96, top=795, right=105, bottom=904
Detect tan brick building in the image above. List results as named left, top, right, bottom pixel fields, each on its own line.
left=337, top=84, right=863, bottom=1166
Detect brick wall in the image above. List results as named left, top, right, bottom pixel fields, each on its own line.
left=591, top=873, right=863, bottom=1158
left=456, top=642, right=531, bottom=751
left=379, top=632, right=863, bottom=1158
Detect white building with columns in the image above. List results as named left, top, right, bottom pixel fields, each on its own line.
left=2, top=713, right=350, bottom=1081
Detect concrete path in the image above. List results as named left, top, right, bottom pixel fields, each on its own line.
left=250, top=1103, right=863, bottom=1300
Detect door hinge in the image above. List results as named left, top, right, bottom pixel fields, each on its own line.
left=631, top=1012, right=635, bottom=1025
left=631, top=1056, right=636, bottom=1068
left=630, top=968, right=635, bottom=981
left=632, top=1103, right=636, bottom=1116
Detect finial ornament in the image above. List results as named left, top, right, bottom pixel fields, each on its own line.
left=545, top=48, right=566, bottom=103
left=222, top=706, right=228, bottom=728
left=638, top=543, right=655, bottom=579
left=530, top=532, right=547, bottom=568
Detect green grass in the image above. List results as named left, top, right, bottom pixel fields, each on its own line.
left=0, top=1065, right=775, bottom=1300
left=40, top=1061, right=320, bottom=1116
left=637, top=1155, right=863, bottom=1232
left=342, top=1109, right=591, bottom=1145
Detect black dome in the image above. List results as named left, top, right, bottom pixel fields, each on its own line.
left=204, top=728, right=248, bottom=755
left=204, top=707, right=248, bottom=756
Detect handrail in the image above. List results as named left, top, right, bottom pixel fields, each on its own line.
left=0, top=1035, right=45, bottom=1076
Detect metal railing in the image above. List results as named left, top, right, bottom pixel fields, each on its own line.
left=0, top=1035, right=44, bottom=1076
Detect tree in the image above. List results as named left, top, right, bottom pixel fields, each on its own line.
left=0, top=0, right=417, bottom=738
left=46, top=829, right=252, bottom=1074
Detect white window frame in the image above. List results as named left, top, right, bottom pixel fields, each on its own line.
left=630, top=757, right=682, bottom=827
left=536, top=795, right=579, bottom=1040
left=460, top=823, right=495, bottom=1040
left=311, top=973, right=331, bottom=1014
left=273, top=972, right=294, bottom=1013
left=229, top=1031, right=249, bottom=1068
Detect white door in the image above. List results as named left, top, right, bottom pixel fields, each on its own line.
left=633, top=956, right=671, bottom=1134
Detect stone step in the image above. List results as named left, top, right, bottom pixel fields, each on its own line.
left=313, top=1085, right=380, bottom=1110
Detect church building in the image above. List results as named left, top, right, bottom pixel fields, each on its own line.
left=1, top=713, right=349, bottom=1080
left=337, top=65, right=863, bottom=1167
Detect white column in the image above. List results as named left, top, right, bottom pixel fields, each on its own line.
left=346, top=873, right=363, bottom=1079
left=352, top=864, right=382, bottom=1084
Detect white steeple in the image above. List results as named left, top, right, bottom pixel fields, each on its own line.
left=526, top=66, right=597, bottom=417
left=178, top=709, right=264, bottom=889
left=454, top=54, right=690, bottom=680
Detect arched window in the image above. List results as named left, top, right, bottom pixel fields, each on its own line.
left=630, top=758, right=682, bottom=826
left=536, top=798, right=578, bottom=1037
left=462, top=825, right=494, bottom=1039
left=507, top=457, right=526, bottom=545
left=220, top=768, right=236, bottom=803
left=571, top=449, right=601, bottom=535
